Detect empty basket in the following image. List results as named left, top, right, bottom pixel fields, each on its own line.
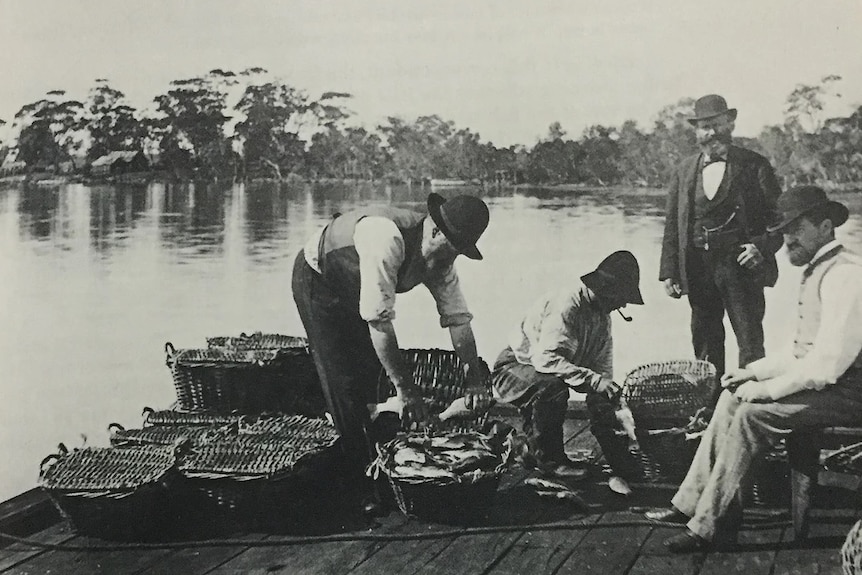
left=622, top=359, right=716, bottom=422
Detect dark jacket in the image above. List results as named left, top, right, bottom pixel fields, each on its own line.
left=659, top=145, right=783, bottom=294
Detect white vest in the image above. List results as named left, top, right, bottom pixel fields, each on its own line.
left=793, top=247, right=862, bottom=374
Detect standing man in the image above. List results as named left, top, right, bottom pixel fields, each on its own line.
left=292, top=193, right=492, bottom=514
left=659, top=94, right=783, bottom=386
left=491, top=251, right=643, bottom=493
left=647, top=186, right=862, bottom=552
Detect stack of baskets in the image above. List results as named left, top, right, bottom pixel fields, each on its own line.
left=38, top=332, right=340, bottom=539
left=166, top=332, right=324, bottom=417
left=371, top=348, right=507, bottom=523
left=621, top=359, right=716, bottom=482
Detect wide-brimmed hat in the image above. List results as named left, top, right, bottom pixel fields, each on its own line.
left=581, top=250, right=644, bottom=306
left=427, top=193, right=489, bottom=260
left=688, top=94, right=738, bottom=125
left=767, top=185, right=849, bottom=232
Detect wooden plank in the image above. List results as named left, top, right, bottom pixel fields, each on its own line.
left=626, top=527, right=703, bottom=575
left=136, top=532, right=267, bottom=575
left=207, top=513, right=409, bottom=575
left=698, top=527, right=786, bottom=575
left=0, top=523, right=75, bottom=573
left=554, top=511, right=652, bottom=575
left=3, top=543, right=174, bottom=575
left=0, top=489, right=58, bottom=541
left=771, top=517, right=850, bottom=575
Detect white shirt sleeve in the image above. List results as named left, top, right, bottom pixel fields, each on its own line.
left=424, top=264, right=473, bottom=328
left=354, top=217, right=405, bottom=324
left=765, top=263, right=862, bottom=399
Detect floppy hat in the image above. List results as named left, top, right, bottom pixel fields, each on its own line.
left=688, top=94, right=738, bottom=125
left=767, top=185, right=849, bottom=232
left=581, top=250, right=644, bottom=305
left=427, top=193, right=489, bottom=260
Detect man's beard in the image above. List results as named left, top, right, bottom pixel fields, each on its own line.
left=786, top=242, right=814, bottom=267
left=698, top=133, right=732, bottom=154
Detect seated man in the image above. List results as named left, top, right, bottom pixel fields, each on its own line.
left=646, top=185, right=862, bottom=552
left=491, top=251, right=643, bottom=491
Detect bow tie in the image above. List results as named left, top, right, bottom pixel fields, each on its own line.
left=703, top=154, right=727, bottom=166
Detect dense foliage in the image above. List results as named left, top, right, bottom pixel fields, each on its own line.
left=1, top=71, right=859, bottom=188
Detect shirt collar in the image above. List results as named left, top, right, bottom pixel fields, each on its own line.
left=803, top=239, right=843, bottom=277
left=807, top=239, right=843, bottom=266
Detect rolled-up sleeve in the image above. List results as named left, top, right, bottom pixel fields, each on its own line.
left=354, top=218, right=405, bottom=324
left=425, top=264, right=473, bottom=328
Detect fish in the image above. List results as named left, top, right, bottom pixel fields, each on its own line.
left=393, top=448, right=427, bottom=465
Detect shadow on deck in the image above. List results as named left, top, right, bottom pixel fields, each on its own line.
left=1, top=418, right=859, bottom=575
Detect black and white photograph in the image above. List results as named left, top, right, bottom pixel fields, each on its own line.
left=1, top=1, right=861, bottom=572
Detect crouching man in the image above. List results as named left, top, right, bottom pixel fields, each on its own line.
left=647, top=186, right=862, bottom=552
left=491, top=251, right=643, bottom=492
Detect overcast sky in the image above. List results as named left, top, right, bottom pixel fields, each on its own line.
left=1, top=0, right=860, bottom=146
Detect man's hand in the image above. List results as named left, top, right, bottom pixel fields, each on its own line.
left=396, top=384, right=430, bottom=427
left=663, top=278, right=682, bottom=299
left=733, top=380, right=773, bottom=403
left=737, top=243, right=764, bottom=269
left=464, top=358, right=492, bottom=411
left=614, top=400, right=637, bottom=441
left=721, top=368, right=756, bottom=392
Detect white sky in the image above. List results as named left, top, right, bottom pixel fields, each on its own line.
left=0, top=0, right=860, bottom=146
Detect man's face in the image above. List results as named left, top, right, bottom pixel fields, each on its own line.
left=694, top=114, right=734, bottom=156
left=782, top=216, right=834, bottom=267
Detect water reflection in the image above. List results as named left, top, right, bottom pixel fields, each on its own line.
left=0, top=181, right=860, bottom=500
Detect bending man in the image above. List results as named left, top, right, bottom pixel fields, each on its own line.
left=292, top=193, right=493, bottom=514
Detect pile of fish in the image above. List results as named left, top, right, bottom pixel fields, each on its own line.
left=370, top=429, right=512, bottom=486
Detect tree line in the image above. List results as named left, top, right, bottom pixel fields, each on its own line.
left=1, top=70, right=859, bottom=188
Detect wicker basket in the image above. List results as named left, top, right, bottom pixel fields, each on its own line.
left=843, top=519, right=862, bottom=575
left=165, top=341, right=322, bottom=416
left=176, top=416, right=339, bottom=526
left=377, top=349, right=491, bottom=431
left=631, top=428, right=699, bottom=483
left=369, top=430, right=511, bottom=524
left=622, top=359, right=716, bottom=423
left=39, top=444, right=178, bottom=540
left=142, top=407, right=242, bottom=427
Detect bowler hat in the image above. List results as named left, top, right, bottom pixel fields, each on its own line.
left=427, top=193, right=489, bottom=260
left=767, top=185, right=849, bottom=232
left=688, top=94, right=738, bottom=125
left=581, top=250, right=644, bottom=306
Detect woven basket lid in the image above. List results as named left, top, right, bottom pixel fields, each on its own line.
left=142, top=408, right=241, bottom=428
left=179, top=433, right=338, bottom=480
left=238, top=415, right=338, bottom=441
left=207, top=332, right=308, bottom=351
left=39, top=445, right=176, bottom=491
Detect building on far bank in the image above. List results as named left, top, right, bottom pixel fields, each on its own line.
left=90, top=151, right=148, bottom=177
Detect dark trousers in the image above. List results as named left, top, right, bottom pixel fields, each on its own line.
left=292, top=252, right=383, bottom=482
left=687, top=247, right=766, bottom=389
left=492, top=348, right=640, bottom=480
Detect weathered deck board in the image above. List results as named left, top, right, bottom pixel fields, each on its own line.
left=3, top=542, right=174, bottom=575
left=771, top=515, right=852, bottom=575
left=136, top=532, right=268, bottom=575
left=0, top=524, right=75, bottom=573
left=626, top=527, right=704, bottom=575
left=698, top=526, right=786, bottom=575
left=554, top=511, right=652, bottom=575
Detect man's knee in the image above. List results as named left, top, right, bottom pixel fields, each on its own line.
left=534, top=378, right=568, bottom=404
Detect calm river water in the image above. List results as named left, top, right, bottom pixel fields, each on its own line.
left=1, top=181, right=861, bottom=500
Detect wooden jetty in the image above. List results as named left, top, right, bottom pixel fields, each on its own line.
left=1, top=416, right=858, bottom=574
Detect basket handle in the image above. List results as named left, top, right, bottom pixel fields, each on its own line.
left=39, top=454, right=61, bottom=477
left=165, top=342, right=176, bottom=365
left=142, top=406, right=154, bottom=421
left=108, top=423, right=125, bottom=434
left=57, top=442, right=69, bottom=455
